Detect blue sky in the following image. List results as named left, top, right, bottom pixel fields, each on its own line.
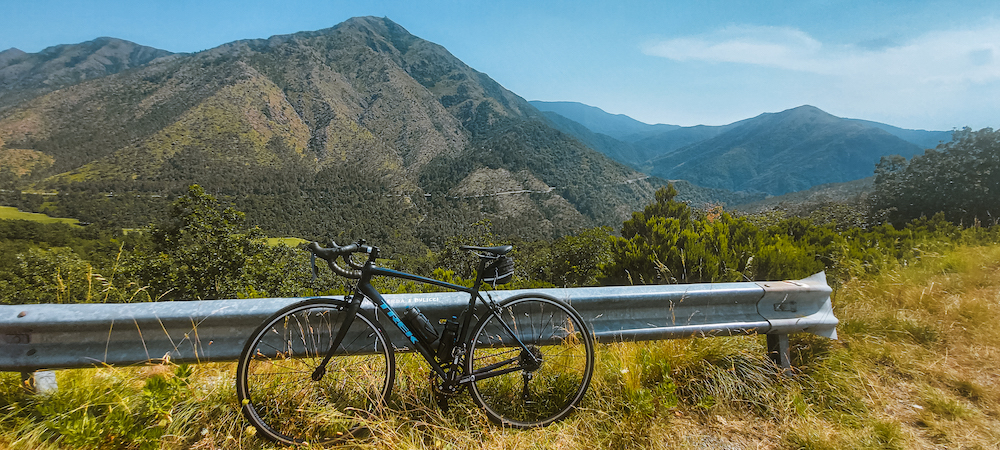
left=3, top=0, right=998, bottom=131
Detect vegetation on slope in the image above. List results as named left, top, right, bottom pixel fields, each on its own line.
left=872, top=127, right=1000, bottom=227
left=0, top=206, right=78, bottom=225
left=2, top=183, right=1000, bottom=448
left=0, top=37, right=173, bottom=111
left=2, top=123, right=998, bottom=306
left=0, top=17, right=666, bottom=250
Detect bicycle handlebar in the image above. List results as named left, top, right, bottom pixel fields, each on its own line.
left=306, top=241, right=374, bottom=279
left=307, top=239, right=512, bottom=281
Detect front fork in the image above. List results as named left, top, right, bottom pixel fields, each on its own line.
left=311, top=292, right=363, bottom=381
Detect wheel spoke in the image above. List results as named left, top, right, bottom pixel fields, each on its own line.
left=237, top=301, right=395, bottom=445
left=467, top=295, right=594, bottom=428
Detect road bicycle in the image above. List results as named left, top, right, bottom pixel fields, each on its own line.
left=236, top=239, right=595, bottom=445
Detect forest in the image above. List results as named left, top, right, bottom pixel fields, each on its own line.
left=2, top=127, right=998, bottom=305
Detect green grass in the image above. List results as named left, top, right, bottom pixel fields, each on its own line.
left=0, top=206, right=79, bottom=225
left=265, top=237, right=307, bottom=247
left=4, top=243, right=1000, bottom=449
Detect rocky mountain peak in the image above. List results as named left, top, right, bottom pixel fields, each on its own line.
left=0, top=17, right=659, bottom=246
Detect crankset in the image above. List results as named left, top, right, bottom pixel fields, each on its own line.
left=430, top=364, right=464, bottom=411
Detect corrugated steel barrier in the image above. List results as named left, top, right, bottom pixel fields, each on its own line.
left=1, top=272, right=837, bottom=375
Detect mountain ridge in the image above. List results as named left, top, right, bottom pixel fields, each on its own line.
left=648, top=105, right=925, bottom=195
left=2, top=17, right=937, bottom=243
left=530, top=101, right=679, bottom=141
left=0, top=37, right=174, bottom=111
left=532, top=100, right=951, bottom=151
left=0, top=17, right=671, bottom=250
left=533, top=101, right=949, bottom=197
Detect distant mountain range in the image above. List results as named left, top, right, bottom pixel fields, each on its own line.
left=532, top=101, right=954, bottom=196
left=528, top=101, right=680, bottom=141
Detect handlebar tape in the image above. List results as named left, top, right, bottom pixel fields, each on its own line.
left=306, top=241, right=367, bottom=279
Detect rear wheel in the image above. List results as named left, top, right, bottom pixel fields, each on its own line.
left=236, top=298, right=394, bottom=445
left=467, top=294, right=594, bottom=427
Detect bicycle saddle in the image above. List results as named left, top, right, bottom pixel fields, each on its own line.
left=459, top=244, right=513, bottom=255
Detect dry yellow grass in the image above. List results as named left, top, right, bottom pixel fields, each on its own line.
left=3, top=244, right=1000, bottom=449
left=830, top=245, right=1000, bottom=449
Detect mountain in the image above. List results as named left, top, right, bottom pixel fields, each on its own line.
left=530, top=101, right=678, bottom=141
left=0, top=37, right=174, bottom=110
left=846, top=119, right=953, bottom=150
left=533, top=101, right=953, bottom=199
left=531, top=101, right=733, bottom=169
left=629, top=123, right=737, bottom=168
left=536, top=108, right=649, bottom=168
left=0, top=17, right=670, bottom=251
left=647, top=106, right=924, bottom=195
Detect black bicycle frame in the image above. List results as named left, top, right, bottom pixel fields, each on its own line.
left=316, top=253, right=536, bottom=384
left=360, top=266, right=479, bottom=380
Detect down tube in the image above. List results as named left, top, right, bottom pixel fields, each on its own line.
left=357, top=283, right=448, bottom=378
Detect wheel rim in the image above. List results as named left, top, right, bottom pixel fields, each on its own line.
left=238, top=303, right=393, bottom=444
left=468, top=297, right=593, bottom=427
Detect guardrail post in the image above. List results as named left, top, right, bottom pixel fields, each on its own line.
left=20, top=370, right=57, bottom=393
left=766, top=334, right=791, bottom=369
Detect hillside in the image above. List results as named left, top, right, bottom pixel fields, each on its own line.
left=536, top=109, right=650, bottom=169
left=0, top=17, right=672, bottom=249
left=0, top=38, right=174, bottom=110
left=733, top=177, right=874, bottom=228
left=530, top=100, right=679, bottom=141
left=534, top=102, right=948, bottom=198
left=533, top=103, right=735, bottom=171
left=630, top=123, right=736, bottom=169
left=848, top=119, right=954, bottom=150
left=648, top=106, right=925, bottom=195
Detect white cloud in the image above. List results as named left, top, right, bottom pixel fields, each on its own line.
left=642, top=25, right=824, bottom=71
left=640, top=23, right=1000, bottom=129
left=643, top=24, right=1000, bottom=83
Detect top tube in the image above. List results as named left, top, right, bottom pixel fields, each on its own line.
left=370, top=266, right=478, bottom=294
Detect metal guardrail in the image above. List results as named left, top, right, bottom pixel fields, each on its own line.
left=1, top=272, right=837, bottom=374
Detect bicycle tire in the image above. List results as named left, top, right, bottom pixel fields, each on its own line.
left=236, top=298, right=395, bottom=445
left=466, top=293, right=594, bottom=427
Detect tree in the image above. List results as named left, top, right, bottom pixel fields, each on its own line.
left=129, top=185, right=269, bottom=300
left=546, top=227, right=614, bottom=287
left=0, top=247, right=93, bottom=304
left=603, top=184, right=833, bottom=285
left=604, top=184, right=760, bottom=284
left=872, top=127, right=1000, bottom=226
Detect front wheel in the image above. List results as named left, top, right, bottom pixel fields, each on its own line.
left=236, top=298, right=395, bottom=445
left=466, top=294, right=595, bottom=427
